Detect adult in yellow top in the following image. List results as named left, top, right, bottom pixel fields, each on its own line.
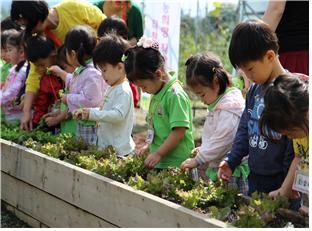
left=10, top=0, right=106, bottom=130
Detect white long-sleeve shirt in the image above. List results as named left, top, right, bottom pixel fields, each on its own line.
left=195, top=88, right=245, bottom=168
left=89, top=81, right=135, bottom=156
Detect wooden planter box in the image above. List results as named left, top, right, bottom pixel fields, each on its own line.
left=1, top=139, right=229, bottom=228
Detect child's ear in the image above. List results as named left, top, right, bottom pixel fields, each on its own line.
left=265, top=50, right=276, bottom=63
left=117, top=62, right=124, bottom=71
left=155, top=69, right=163, bottom=79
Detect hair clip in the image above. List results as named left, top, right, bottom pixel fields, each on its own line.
left=19, top=14, right=23, bottom=18
left=32, top=33, right=38, bottom=37
left=121, top=54, right=128, bottom=62
left=137, top=36, right=159, bottom=51
left=212, top=67, right=216, bottom=73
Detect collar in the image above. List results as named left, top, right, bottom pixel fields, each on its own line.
left=73, top=58, right=93, bottom=76
left=153, top=71, right=179, bottom=101
left=207, top=87, right=236, bottom=112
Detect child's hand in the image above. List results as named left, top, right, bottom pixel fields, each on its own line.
left=299, top=205, right=309, bottom=217
left=191, top=147, right=200, bottom=158
left=218, top=160, right=232, bottom=181
left=73, top=108, right=90, bottom=120
left=136, top=143, right=149, bottom=156
left=180, top=158, right=198, bottom=171
left=45, top=116, right=60, bottom=127
left=43, top=111, right=60, bottom=118
left=144, top=153, right=162, bottom=169
left=48, top=65, right=67, bottom=80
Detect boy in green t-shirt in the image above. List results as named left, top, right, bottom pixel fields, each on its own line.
left=124, top=37, right=194, bottom=169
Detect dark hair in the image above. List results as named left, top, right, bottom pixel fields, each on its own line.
left=185, top=52, right=231, bottom=95
left=93, top=33, right=129, bottom=67
left=1, top=29, right=19, bottom=48
left=124, top=46, right=165, bottom=82
left=229, top=19, right=279, bottom=68
left=1, top=16, right=22, bottom=31
left=259, top=74, right=309, bottom=138
left=97, top=16, right=128, bottom=39
left=6, top=30, right=26, bottom=72
left=10, top=0, right=49, bottom=34
left=64, top=26, right=97, bottom=66
left=56, top=44, right=68, bottom=66
left=24, top=34, right=55, bottom=62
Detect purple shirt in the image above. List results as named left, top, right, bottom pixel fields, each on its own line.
left=65, top=63, right=108, bottom=112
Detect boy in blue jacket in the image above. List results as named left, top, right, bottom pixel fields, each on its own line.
left=218, top=20, right=295, bottom=198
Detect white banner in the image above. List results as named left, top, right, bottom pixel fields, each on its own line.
left=143, top=1, right=181, bottom=72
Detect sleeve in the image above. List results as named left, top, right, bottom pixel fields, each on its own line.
left=89, top=89, right=132, bottom=123
left=195, top=110, right=241, bottom=165
left=25, top=62, right=42, bottom=93
left=224, top=99, right=250, bottom=172
left=67, top=73, right=103, bottom=112
left=167, top=91, right=191, bottom=129
left=282, top=138, right=295, bottom=174
left=1, top=68, right=26, bottom=105
left=81, top=2, right=106, bottom=32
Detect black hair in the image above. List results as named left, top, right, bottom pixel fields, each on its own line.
left=24, top=34, right=55, bottom=62
left=1, top=16, right=22, bottom=31
left=6, top=30, right=26, bottom=71
left=229, top=19, right=279, bottom=68
left=185, top=52, right=231, bottom=95
left=1, top=29, right=19, bottom=48
left=259, top=74, right=309, bottom=138
left=56, top=44, right=68, bottom=66
left=64, top=26, right=97, bottom=66
left=93, top=33, right=129, bottom=67
left=97, top=16, right=128, bottom=39
left=10, top=0, right=49, bottom=34
left=124, top=45, right=165, bottom=82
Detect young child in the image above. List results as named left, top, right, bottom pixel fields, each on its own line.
left=180, top=52, right=249, bottom=195
left=0, top=29, right=18, bottom=87
left=0, top=30, right=27, bottom=123
left=24, top=35, right=63, bottom=129
left=124, top=36, right=194, bottom=169
left=43, top=45, right=76, bottom=135
left=217, top=20, right=295, bottom=197
left=74, top=34, right=135, bottom=156
left=49, top=26, right=107, bottom=144
left=97, top=16, right=140, bottom=108
left=259, top=74, right=309, bottom=216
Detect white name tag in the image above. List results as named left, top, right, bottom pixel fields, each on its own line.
left=292, top=170, right=309, bottom=194
left=145, top=129, right=154, bottom=144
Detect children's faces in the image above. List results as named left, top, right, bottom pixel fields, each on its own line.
left=6, top=44, right=24, bottom=65
left=239, top=50, right=275, bottom=84
left=34, top=53, right=56, bottom=75
left=191, top=81, right=219, bottom=105
left=97, top=62, right=125, bottom=86
left=133, top=69, right=164, bottom=94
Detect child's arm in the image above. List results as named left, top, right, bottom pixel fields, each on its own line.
left=66, top=71, right=103, bottom=112
left=181, top=110, right=241, bottom=170
left=218, top=105, right=250, bottom=180
left=48, top=65, right=68, bottom=82
left=144, top=127, right=186, bottom=169
left=1, top=69, right=26, bottom=106
left=269, top=156, right=300, bottom=198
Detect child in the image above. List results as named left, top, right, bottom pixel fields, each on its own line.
left=217, top=20, right=295, bottom=197
left=43, top=45, right=76, bottom=135
left=180, top=52, right=249, bottom=195
left=0, top=29, right=18, bottom=86
left=49, top=26, right=107, bottom=144
left=97, top=16, right=140, bottom=108
left=124, top=36, right=194, bottom=169
left=74, top=34, right=135, bottom=156
left=24, top=35, right=63, bottom=129
left=97, top=16, right=128, bottom=39
left=0, top=30, right=27, bottom=123
left=259, top=74, right=309, bottom=216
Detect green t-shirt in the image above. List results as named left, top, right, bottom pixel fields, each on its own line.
left=0, top=61, right=12, bottom=83
left=148, top=74, right=194, bottom=168
left=93, top=0, right=144, bottom=39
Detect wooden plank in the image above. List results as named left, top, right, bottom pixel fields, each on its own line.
left=3, top=202, right=44, bottom=228
left=1, top=172, right=117, bottom=228
left=1, top=139, right=229, bottom=227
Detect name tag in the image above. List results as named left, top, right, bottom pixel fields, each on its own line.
left=292, top=170, right=309, bottom=194
left=145, top=129, right=154, bottom=144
